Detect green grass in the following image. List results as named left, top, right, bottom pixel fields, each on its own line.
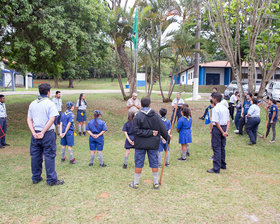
left=0, top=94, right=280, bottom=223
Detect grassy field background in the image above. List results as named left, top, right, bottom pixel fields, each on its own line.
left=0, top=93, right=280, bottom=223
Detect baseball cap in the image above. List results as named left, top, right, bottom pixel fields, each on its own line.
left=66, top=101, right=74, bottom=109
left=94, top=110, right=101, bottom=115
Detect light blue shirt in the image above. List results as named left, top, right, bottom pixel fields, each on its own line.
left=76, top=99, right=87, bottom=111
left=52, top=97, right=62, bottom=112
left=0, top=103, right=7, bottom=118
left=28, top=97, right=59, bottom=131
left=212, top=102, right=230, bottom=126
left=247, top=104, right=260, bottom=117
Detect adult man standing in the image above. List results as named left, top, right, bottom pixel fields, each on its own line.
left=237, top=92, right=252, bottom=135
left=229, top=91, right=238, bottom=120
left=129, top=97, right=170, bottom=189
left=27, top=83, right=64, bottom=186
left=171, top=92, right=184, bottom=123
left=127, top=93, right=141, bottom=115
left=52, top=91, right=63, bottom=135
left=0, top=95, right=9, bottom=148
left=207, top=93, right=230, bottom=174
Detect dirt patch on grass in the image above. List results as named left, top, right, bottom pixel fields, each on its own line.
left=267, top=179, right=280, bottom=185
left=143, top=179, right=153, bottom=184
left=98, top=192, right=110, bottom=199
left=0, top=147, right=29, bottom=156
left=29, top=216, right=46, bottom=224
left=94, top=213, right=106, bottom=222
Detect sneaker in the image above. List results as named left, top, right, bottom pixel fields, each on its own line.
left=129, top=182, right=139, bottom=189
left=83, top=132, right=86, bottom=136
left=186, top=152, right=190, bottom=157
left=33, top=177, right=43, bottom=184
left=269, top=140, right=275, bottom=143
left=89, top=163, right=93, bottom=166
left=100, top=163, right=107, bottom=167
left=165, top=162, right=170, bottom=167
left=199, top=117, right=205, bottom=120
left=158, top=163, right=162, bottom=168
left=70, top=158, right=77, bottom=164
left=234, top=130, right=239, bottom=134
left=3, top=143, right=10, bottom=146
left=153, top=183, right=160, bottom=190
left=123, top=164, right=127, bottom=169
left=79, top=132, right=82, bottom=136
left=178, top=157, right=186, bottom=161
left=61, top=157, right=66, bottom=162
left=47, top=180, right=64, bottom=186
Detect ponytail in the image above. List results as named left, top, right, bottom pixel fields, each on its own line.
left=94, top=112, right=98, bottom=127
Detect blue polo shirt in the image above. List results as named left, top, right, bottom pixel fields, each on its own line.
left=161, top=117, right=171, bottom=131
left=60, top=109, right=74, bottom=133
left=243, top=100, right=251, bottom=116
left=86, top=118, right=108, bottom=141
left=269, top=104, right=278, bottom=123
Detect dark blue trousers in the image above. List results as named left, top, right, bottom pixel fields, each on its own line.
left=211, top=126, right=227, bottom=172
left=0, top=118, right=7, bottom=145
left=30, top=131, right=58, bottom=184
left=202, top=105, right=212, bottom=118
left=234, top=111, right=241, bottom=130
left=246, top=117, right=261, bottom=144
left=171, top=108, right=182, bottom=123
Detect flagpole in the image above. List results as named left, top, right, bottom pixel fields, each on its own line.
left=135, top=8, right=138, bottom=93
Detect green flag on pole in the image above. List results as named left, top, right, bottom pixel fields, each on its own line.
left=132, top=9, right=138, bottom=50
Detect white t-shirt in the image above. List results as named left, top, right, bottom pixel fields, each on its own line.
left=229, top=95, right=237, bottom=104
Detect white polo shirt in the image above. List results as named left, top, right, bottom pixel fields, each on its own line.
left=76, top=99, right=87, bottom=111
left=172, top=98, right=184, bottom=107
left=0, top=103, right=7, bottom=118
left=212, top=102, right=230, bottom=126
left=229, top=95, right=237, bottom=104
left=28, top=98, right=59, bottom=131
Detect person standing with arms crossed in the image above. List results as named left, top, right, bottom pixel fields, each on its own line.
left=27, top=83, right=64, bottom=186
left=52, top=91, right=62, bottom=135
left=207, top=93, right=230, bottom=174
left=127, top=93, right=141, bottom=115
left=0, top=95, right=9, bottom=148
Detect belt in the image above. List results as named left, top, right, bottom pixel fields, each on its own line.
left=78, top=110, right=86, bottom=112
left=35, top=129, right=54, bottom=133
left=213, top=125, right=227, bottom=127
left=0, top=117, right=6, bottom=119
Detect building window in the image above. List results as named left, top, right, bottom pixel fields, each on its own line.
left=257, top=74, right=262, bottom=79
left=182, top=75, right=184, bottom=82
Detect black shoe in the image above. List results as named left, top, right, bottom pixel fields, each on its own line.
left=129, top=182, right=139, bottom=189
left=70, top=158, right=77, bottom=164
left=47, top=179, right=64, bottom=186
left=100, top=163, right=107, bottom=167
left=89, top=163, right=93, bottom=166
left=61, top=157, right=66, bottom=162
left=199, top=117, right=205, bottom=120
left=186, top=152, right=190, bottom=157
left=165, top=162, right=170, bottom=167
left=178, top=157, right=186, bottom=161
left=83, top=132, right=86, bottom=136
left=248, top=142, right=256, bottom=145
left=221, top=167, right=227, bottom=170
left=153, top=183, right=160, bottom=190
left=33, top=177, right=43, bottom=184
left=207, top=169, right=220, bottom=174
left=123, top=164, right=127, bottom=169
left=79, top=132, right=82, bottom=136
left=3, top=143, right=9, bottom=146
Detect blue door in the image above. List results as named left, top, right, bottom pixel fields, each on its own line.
left=206, top=73, right=220, bottom=85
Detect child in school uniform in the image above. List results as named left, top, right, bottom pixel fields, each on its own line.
left=177, top=106, right=192, bottom=161
left=76, top=93, right=87, bottom=136
left=60, top=102, right=77, bottom=164
left=122, top=112, right=135, bottom=169
left=87, top=110, right=108, bottom=167
left=158, top=108, right=171, bottom=167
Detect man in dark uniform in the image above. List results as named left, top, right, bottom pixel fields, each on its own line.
left=0, top=95, right=9, bottom=148
left=27, top=83, right=64, bottom=186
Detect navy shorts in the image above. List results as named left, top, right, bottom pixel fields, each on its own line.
left=77, top=110, right=87, bottom=122
left=54, top=112, right=61, bottom=126
left=135, top=149, right=158, bottom=168
left=89, top=139, right=104, bottom=151
left=60, top=132, right=74, bottom=147
left=158, top=141, right=168, bottom=152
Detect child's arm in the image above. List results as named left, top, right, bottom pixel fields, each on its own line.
left=62, top=122, right=71, bottom=137
left=124, top=131, right=133, bottom=144
left=59, top=122, right=63, bottom=137
left=271, top=111, right=276, bottom=123
left=87, top=130, right=96, bottom=138
left=97, top=131, right=106, bottom=138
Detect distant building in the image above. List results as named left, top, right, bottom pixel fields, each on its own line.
left=173, top=60, right=280, bottom=86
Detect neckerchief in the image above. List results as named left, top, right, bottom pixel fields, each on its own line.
left=37, top=95, right=48, bottom=103
left=161, top=116, right=167, bottom=122
left=65, top=109, right=72, bottom=115
left=183, top=116, right=190, bottom=121
left=141, top=107, right=151, bottom=115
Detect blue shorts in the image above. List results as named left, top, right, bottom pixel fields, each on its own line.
left=77, top=110, right=87, bottom=122
left=89, top=139, right=104, bottom=151
left=54, top=112, right=61, bottom=126
left=135, top=149, right=158, bottom=168
left=158, top=141, right=168, bottom=152
left=60, top=132, right=74, bottom=147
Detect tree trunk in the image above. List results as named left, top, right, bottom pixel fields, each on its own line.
left=145, top=60, right=148, bottom=95
left=54, top=76, right=59, bottom=88
left=167, top=53, right=179, bottom=99
left=158, top=26, right=166, bottom=102
left=117, top=43, right=135, bottom=96
left=115, top=47, right=127, bottom=100
left=68, top=79, right=74, bottom=88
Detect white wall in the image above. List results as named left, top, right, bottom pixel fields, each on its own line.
left=16, top=74, right=24, bottom=86
left=204, top=67, right=225, bottom=85
left=187, top=68, right=194, bottom=85
left=180, top=73, right=186, bottom=85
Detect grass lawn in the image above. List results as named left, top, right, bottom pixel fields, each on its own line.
left=0, top=93, right=280, bottom=223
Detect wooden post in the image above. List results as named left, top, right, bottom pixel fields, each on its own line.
left=159, top=99, right=179, bottom=185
